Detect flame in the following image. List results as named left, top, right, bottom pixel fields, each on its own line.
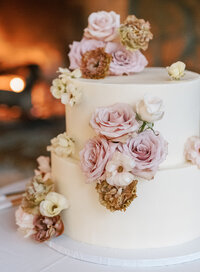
left=10, top=77, right=25, bottom=93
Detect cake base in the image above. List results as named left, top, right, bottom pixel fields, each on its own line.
left=46, top=235, right=200, bottom=268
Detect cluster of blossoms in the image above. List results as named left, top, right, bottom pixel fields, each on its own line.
left=68, top=11, right=152, bottom=79
left=15, top=156, right=69, bottom=242
left=184, top=136, right=200, bottom=168
left=80, top=96, right=168, bottom=211
left=47, top=132, right=75, bottom=158
left=50, top=67, right=82, bottom=106
left=166, top=61, right=186, bottom=80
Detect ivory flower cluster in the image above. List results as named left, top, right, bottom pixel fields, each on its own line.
left=47, top=132, right=75, bottom=158
left=68, top=11, right=151, bottom=78
left=15, top=156, right=69, bottom=242
left=51, top=67, right=82, bottom=106
left=80, top=98, right=168, bottom=211
left=167, top=61, right=186, bottom=80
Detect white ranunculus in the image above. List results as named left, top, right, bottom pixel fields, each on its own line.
left=136, top=94, right=164, bottom=123
left=47, top=132, right=75, bottom=158
left=167, top=61, right=186, bottom=80
left=40, top=192, right=69, bottom=217
left=105, top=152, right=136, bottom=187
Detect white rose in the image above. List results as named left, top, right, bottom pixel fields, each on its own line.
left=47, top=132, right=75, bottom=158
left=106, top=152, right=136, bottom=187
left=40, top=192, right=69, bottom=217
left=167, top=61, right=186, bottom=80
left=136, top=94, right=164, bottom=123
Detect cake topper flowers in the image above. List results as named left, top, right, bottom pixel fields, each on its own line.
left=68, top=11, right=152, bottom=79
left=166, top=61, right=186, bottom=80
left=80, top=98, right=168, bottom=211
left=15, top=156, right=69, bottom=242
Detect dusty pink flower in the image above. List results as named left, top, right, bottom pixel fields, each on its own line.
left=15, top=206, right=36, bottom=238
left=84, top=11, right=120, bottom=42
left=80, top=136, right=117, bottom=183
left=68, top=38, right=105, bottom=70
left=90, top=103, right=139, bottom=140
left=34, top=156, right=51, bottom=181
left=184, top=136, right=200, bottom=168
left=105, top=42, right=148, bottom=75
left=33, top=215, right=64, bottom=242
left=123, top=130, right=168, bottom=180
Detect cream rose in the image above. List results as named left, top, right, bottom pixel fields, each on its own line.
left=167, top=61, right=186, bottom=80
left=136, top=94, right=164, bottom=123
left=84, top=11, right=120, bottom=42
left=39, top=192, right=69, bottom=217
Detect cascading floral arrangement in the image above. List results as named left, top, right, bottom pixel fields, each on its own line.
left=80, top=95, right=168, bottom=211
left=68, top=11, right=153, bottom=79
left=15, top=156, right=69, bottom=242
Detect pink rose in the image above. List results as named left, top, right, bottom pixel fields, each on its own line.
left=84, top=11, right=120, bottom=42
left=34, top=156, right=51, bottom=182
left=90, top=103, right=139, bottom=140
left=68, top=38, right=105, bottom=70
left=123, top=130, right=168, bottom=180
left=80, top=136, right=117, bottom=183
left=15, top=206, right=36, bottom=238
left=105, top=42, right=148, bottom=75
left=184, top=136, right=200, bottom=168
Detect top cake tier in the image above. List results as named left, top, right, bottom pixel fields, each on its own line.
left=65, top=67, right=200, bottom=168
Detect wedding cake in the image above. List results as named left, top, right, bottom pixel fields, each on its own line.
left=16, top=11, right=200, bottom=251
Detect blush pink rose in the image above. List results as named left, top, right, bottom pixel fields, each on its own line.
left=105, top=42, right=148, bottom=75
left=84, top=11, right=120, bottom=42
left=80, top=136, right=117, bottom=183
left=15, top=206, right=36, bottom=238
left=68, top=38, right=105, bottom=70
left=90, top=103, right=139, bottom=140
left=184, top=136, right=200, bottom=168
left=123, top=130, right=168, bottom=180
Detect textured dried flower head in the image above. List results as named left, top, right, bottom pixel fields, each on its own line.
left=21, top=176, right=54, bottom=215
left=81, top=47, right=112, bottom=79
left=96, top=179, right=138, bottom=212
left=119, top=15, right=153, bottom=51
left=32, top=215, right=64, bottom=242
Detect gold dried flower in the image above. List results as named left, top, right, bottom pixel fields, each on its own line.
left=119, top=15, right=153, bottom=51
left=21, top=175, right=54, bottom=215
left=96, top=180, right=138, bottom=212
left=81, top=47, right=112, bottom=79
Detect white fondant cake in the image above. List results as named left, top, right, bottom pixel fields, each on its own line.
left=51, top=67, right=200, bottom=249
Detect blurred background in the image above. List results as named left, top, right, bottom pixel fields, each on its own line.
left=0, top=0, right=199, bottom=185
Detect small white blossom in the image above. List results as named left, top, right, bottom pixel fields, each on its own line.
left=106, top=151, right=136, bottom=187
left=167, top=61, right=186, bottom=80
left=34, top=156, right=51, bottom=182
left=47, top=132, right=75, bottom=158
left=136, top=94, right=164, bottom=123
left=51, top=67, right=82, bottom=106
left=40, top=192, right=69, bottom=217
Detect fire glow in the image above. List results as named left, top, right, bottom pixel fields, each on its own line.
left=0, top=75, right=25, bottom=93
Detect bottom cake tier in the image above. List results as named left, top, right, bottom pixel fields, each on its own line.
left=51, top=152, right=200, bottom=249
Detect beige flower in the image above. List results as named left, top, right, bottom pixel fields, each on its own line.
left=81, top=47, right=112, bottom=79
left=119, top=15, right=153, bottom=51
left=50, top=67, right=82, bottom=106
left=167, top=61, right=186, bottom=80
left=47, top=132, right=75, bottom=158
left=40, top=192, right=69, bottom=217
left=21, top=176, right=54, bottom=215
left=96, top=180, right=138, bottom=212
left=34, top=156, right=51, bottom=182
left=15, top=206, right=36, bottom=238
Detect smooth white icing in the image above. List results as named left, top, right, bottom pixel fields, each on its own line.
left=52, top=152, right=200, bottom=249
left=65, top=68, right=200, bottom=168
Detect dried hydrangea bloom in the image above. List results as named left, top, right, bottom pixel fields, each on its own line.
left=119, top=15, right=153, bottom=51
left=33, top=215, right=64, bottom=242
left=21, top=176, right=54, bottom=215
left=96, top=179, right=138, bottom=212
left=81, top=47, right=112, bottom=79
